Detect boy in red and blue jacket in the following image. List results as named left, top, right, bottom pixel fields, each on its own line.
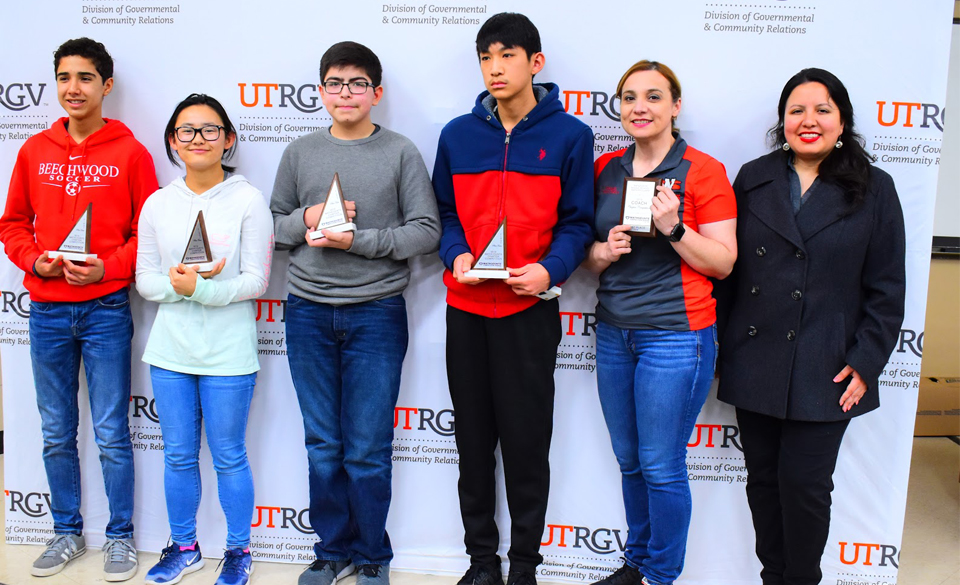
left=432, top=12, right=594, bottom=585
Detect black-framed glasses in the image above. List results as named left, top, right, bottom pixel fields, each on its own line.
left=322, top=80, right=375, bottom=94
left=175, top=125, right=224, bottom=142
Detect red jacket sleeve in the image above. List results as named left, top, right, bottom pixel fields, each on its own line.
left=0, top=148, right=43, bottom=275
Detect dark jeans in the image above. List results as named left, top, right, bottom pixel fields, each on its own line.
left=285, top=293, right=408, bottom=566
left=446, top=300, right=561, bottom=573
left=736, top=408, right=850, bottom=585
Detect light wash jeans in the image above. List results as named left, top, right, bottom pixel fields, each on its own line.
left=595, top=322, right=717, bottom=585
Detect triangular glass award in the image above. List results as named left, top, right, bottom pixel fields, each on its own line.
left=465, top=219, right=510, bottom=279
left=181, top=210, right=216, bottom=271
left=47, top=202, right=97, bottom=262
left=309, top=172, right=356, bottom=240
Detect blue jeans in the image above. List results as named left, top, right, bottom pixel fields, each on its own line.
left=285, top=293, right=408, bottom=566
left=150, top=366, right=256, bottom=549
left=28, top=287, right=135, bottom=539
left=595, top=322, right=717, bottom=585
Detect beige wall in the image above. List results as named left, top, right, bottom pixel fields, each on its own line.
left=921, top=257, right=960, bottom=376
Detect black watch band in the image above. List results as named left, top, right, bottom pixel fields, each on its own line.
left=668, top=222, right=686, bottom=242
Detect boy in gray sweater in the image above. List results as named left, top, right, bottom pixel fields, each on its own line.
left=270, top=41, right=440, bottom=585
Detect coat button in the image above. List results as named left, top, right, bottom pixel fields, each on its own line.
left=751, top=285, right=760, bottom=296
left=795, top=249, right=805, bottom=259
left=756, top=246, right=766, bottom=257
left=792, top=290, right=802, bottom=301
left=787, top=330, right=796, bottom=341
left=748, top=326, right=757, bottom=337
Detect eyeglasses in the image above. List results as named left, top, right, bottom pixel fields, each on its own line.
left=175, top=125, right=224, bottom=142
left=322, top=80, right=375, bottom=94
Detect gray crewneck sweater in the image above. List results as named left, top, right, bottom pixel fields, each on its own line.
left=270, top=126, right=440, bottom=304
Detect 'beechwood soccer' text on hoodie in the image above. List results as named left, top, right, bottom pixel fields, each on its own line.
left=0, top=117, right=159, bottom=302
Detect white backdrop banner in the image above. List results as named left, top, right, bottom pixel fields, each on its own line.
left=1, top=1, right=953, bottom=583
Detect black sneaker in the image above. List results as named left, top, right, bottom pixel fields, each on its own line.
left=505, top=570, right=537, bottom=585
left=591, top=563, right=642, bottom=585
left=458, top=562, right=503, bottom=585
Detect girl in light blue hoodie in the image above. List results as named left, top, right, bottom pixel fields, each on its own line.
left=136, top=94, right=273, bottom=585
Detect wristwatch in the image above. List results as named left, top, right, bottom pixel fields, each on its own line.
left=668, top=222, right=686, bottom=242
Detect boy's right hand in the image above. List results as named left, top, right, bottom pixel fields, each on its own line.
left=453, top=253, right=484, bottom=285
left=34, top=252, right=64, bottom=278
left=303, top=200, right=357, bottom=230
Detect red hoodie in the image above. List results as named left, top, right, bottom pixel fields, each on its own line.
left=0, top=118, right=158, bottom=302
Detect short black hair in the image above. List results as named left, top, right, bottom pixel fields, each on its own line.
left=164, top=94, right=239, bottom=173
left=54, top=38, right=113, bottom=81
left=476, top=12, right=541, bottom=58
left=319, top=41, right=382, bottom=87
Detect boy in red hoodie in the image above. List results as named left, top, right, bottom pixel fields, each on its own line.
left=0, top=37, right=158, bottom=581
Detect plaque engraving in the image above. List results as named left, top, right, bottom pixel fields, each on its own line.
left=620, top=178, right=658, bottom=238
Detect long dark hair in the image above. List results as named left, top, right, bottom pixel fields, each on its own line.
left=768, top=68, right=874, bottom=206
left=164, top=93, right=238, bottom=173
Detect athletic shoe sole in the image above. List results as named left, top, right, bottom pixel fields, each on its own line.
left=105, top=562, right=139, bottom=582
left=145, top=558, right=205, bottom=585
left=31, top=547, right=87, bottom=577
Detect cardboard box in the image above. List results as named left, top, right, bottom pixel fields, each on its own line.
left=915, top=377, right=960, bottom=436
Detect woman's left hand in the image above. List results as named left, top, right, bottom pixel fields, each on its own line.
left=835, top=364, right=867, bottom=412
left=651, top=184, right=681, bottom=236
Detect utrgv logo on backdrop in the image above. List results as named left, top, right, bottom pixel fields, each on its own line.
left=394, top=406, right=456, bottom=436
left=559, top=310, right=598, bottom=337
left=1, top=290, right=30, bottom=318
left=238, top=83, right=323, bottom=113
left=541, top=523, right=626, bottom=555
left=130, top=395, right=160, bottom=423
left=687, top=423, right=743, bottom=452
left=876, top=100, right=945, bottom=131
left=5, top=490, right=52, bottom=518
left=256, top=298, right=286, bottom=323
left=561, top=90, right=620, bottom=121
left=0, top=83, right=46, bottom=111
left=838, top=541, right=900, bottom=568
left=252, top=504, right=312, bottom=534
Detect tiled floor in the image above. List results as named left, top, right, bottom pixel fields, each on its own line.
left=1, top=437, right=957, bottom=585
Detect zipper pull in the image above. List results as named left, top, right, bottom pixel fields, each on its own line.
left=505, top=134, right=511, bottom=145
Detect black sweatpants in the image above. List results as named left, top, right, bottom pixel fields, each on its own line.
left=446, top=300, right=561, bottom=573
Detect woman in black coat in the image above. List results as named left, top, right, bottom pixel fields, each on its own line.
left=717, top=68, right=905, bottom=585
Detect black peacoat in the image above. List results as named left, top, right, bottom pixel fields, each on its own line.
left=716, top=150, right=906, bottom=422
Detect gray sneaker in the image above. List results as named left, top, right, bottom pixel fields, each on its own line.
left=103, top=538, right=138, bottom=582
left=357, top=564, right=390, bottom=585
left=31, top=533, right=86, bottom=576
left=298, top=559, right=355, bottom=585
